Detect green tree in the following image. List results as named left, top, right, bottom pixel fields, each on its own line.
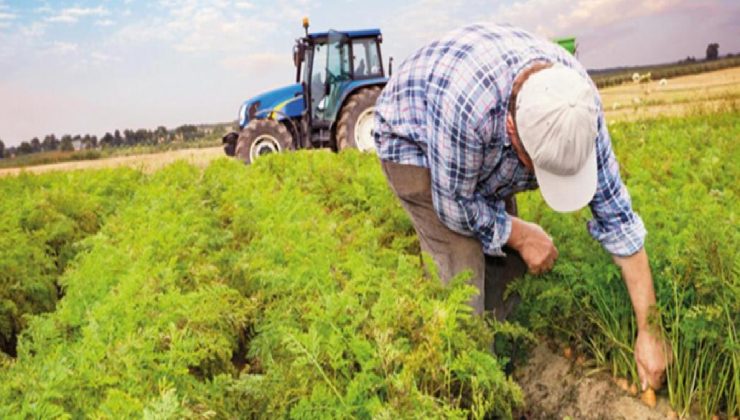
left=154, top=126, right=168, bottom=144
left=100, top=132, right=114, bottom=148
left=81, top=134, right=97, bottom=149
left=134, top=129, right=152, bottom=145
left=175, top=124, right=199, bottom=142
left=60, top=135, right=74, bottom=152
left=706, top=43, right=719, bottom=60
left=42, top=134, right=59, bottom=151
left=30, top=137, right=41, bottom=153
left=0, top=138, right=4, bottom=158
left=123, top=129, right=135, bottom=146
left=18, top=141, right=33, bottom=155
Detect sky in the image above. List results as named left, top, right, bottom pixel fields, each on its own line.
left=0, top=0, right=738, bottom=146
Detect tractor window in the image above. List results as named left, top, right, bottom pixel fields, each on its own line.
left=322, top=31, right=351, bottom=120
left=327, top=37, right=351, bottom=81
left=309, top=42, right=328, bottom=117
left=352, top=38, right=382, bottom=78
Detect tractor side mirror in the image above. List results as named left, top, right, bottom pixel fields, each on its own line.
left=388, top=57, right=393, bottom=76
left=293, top=44, right=304, bottom=67
left=324, top=79, right=331, bottom=95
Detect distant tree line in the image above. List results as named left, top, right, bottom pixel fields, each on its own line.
left=0, top=124, right=218, bottom=159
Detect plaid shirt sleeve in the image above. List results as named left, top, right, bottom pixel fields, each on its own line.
left=588, top=114, right=647, bottom=256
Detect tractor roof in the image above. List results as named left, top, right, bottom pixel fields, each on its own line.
left=307, top=29, right=381, bottom=39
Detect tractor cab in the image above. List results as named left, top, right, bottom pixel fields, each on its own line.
left=295, top=27, right=385, bottom=145
left=224, top=18, right=388, bottom=163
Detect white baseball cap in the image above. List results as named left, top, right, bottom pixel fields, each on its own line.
left=515, top=64, right=599, bottom=213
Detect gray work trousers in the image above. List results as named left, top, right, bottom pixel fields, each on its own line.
left=381, top=160, right=527, bottom=319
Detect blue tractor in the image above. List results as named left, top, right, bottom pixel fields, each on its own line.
left=223, top=18, right=389, bottom=163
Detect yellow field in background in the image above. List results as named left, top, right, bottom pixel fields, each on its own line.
left=0, top=146, right=225, bottom=176
left=601, top=66, right=740, bottom=122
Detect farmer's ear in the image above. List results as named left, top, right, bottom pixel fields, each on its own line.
left=505, top=113, right=516, bottom=137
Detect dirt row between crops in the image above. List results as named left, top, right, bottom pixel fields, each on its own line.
left=517, top=343, right=677, bottom=419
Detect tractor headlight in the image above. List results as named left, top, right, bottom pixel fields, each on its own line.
left=238, top=103, right=248, bottom=127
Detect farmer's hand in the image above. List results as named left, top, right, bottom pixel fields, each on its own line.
left=635, top=328, right=672, bottom=391
left=614, top=249, right=672, bottom=391
left=507, top=217, right=558, bottom=275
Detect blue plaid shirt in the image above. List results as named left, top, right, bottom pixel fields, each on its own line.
left=374, top=23, right=646, bottom=257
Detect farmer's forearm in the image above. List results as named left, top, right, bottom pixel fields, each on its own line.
left=613, top=248, right=656, bottom=331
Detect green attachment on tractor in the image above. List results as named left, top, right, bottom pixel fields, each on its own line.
left=554, top=37, right=577, bottom=55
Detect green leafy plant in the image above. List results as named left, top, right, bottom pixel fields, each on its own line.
left=513, top=110, right=739, bottom=418
left=0, top=108, right=736, bottom=418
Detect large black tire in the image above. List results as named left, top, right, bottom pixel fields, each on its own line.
left=336, top=86, right=381, bottom=152
left=222, top=132, right=238, bottom=157
left=235, top=119, right=293, bottom=164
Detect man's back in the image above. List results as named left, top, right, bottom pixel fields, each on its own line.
left=374, top=23, right=586, bottom=167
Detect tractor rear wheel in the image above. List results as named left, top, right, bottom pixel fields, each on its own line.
left=235, top=119, right=293, bottom=164
left=336, top=86, right=381, bottom=152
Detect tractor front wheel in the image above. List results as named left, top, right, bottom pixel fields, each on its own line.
left=336, top=86, right=381, bottom=152
left=235, top=119, right=293, bottom=164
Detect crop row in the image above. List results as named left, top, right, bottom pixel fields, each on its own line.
left=0, top=169, right=142, bottom=358
left=1, top=109, right=737, bottom=418
left=0, top=156, right=523, bottom=418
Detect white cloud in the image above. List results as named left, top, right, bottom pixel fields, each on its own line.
left=46, top=6, right=109, bottom=24
left=21, top=22, right=47, bottom=38
left=491, top=0, right=687, bottom=37
left=380, top=0, right=703, bottom=69
left=49, top=41, right=78, bottom=55
left=91, top=52, right=119, bottom=62
left=0, top=11, right=16, bottom=20
left=235, top=1, right=254, bottom=9
left=116, top=0, right=278, bottom=54
left=381, top=0, right=484, bottom=61
left=221, top=52, right=283, bottom=72
left=95, top=19, right=115, bottom=27
left=34, top=5, right=53, bottom=14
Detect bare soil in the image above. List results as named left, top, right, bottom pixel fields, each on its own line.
left=515, top=343, right=679, bottom=419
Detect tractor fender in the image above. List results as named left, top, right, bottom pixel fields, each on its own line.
left=330, top=78, right=387, bottom=134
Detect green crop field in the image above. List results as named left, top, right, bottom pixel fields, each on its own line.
left=0, top=107, right=737, bottom=419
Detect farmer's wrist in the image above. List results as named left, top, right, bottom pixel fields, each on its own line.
left=636, top=306, right=661, bottom=334
left=506, top=216, right=526, bottom=251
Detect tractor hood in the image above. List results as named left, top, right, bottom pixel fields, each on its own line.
left=238, top=83, right=305, bottom=128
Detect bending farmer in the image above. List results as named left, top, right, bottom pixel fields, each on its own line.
left=373, top=23, right=670, bottom=391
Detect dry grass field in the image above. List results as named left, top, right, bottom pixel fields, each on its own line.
left=0, top=145, right=225, bottom=176
left=601, top=66, right=740, bottom=122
